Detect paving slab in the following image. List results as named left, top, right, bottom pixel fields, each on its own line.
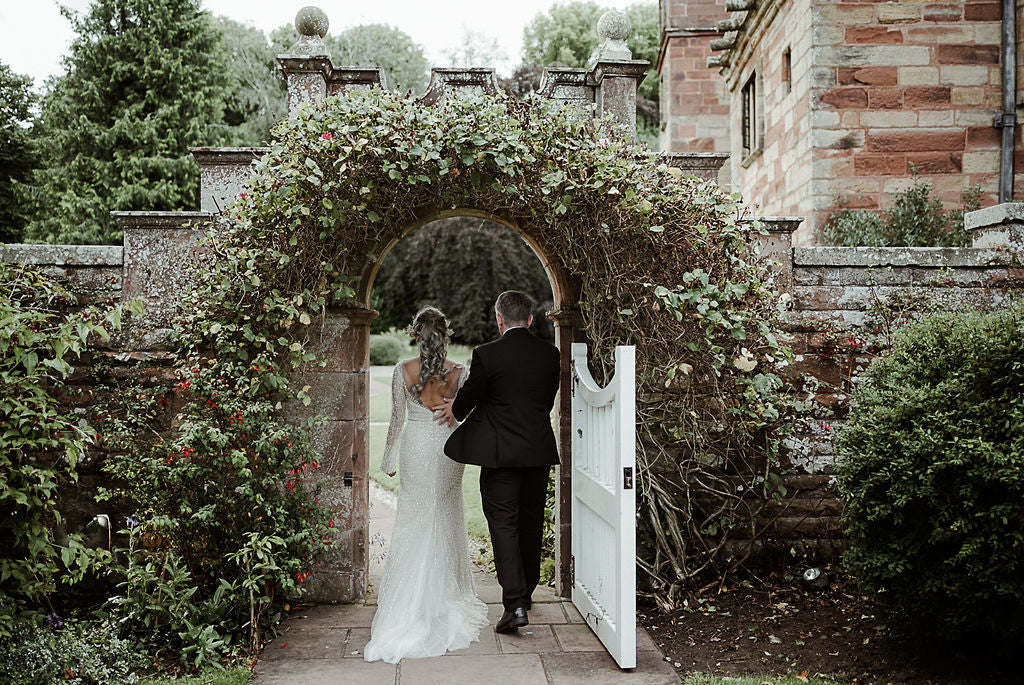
left=553, top=623, right=605, bottom=652
left=398, top=654, right=546, bottom=684
left=260, top=627, right=347, bottom=661
left=285, top=603, right=377, bottom=629
left=495, top=624, right=560, bottom=654
left=540, top=650, right=680, bottom=684
left=253, top=657, right=396, bottom=684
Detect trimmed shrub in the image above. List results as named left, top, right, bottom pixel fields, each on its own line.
left=820, top=178, right=980, bottom=247
left=369, top=333, right=410, bottom=366
left=836, top=301, right=1024, bottom=643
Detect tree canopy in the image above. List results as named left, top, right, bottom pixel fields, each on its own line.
left=0, top=62, right=37, bottom=243
left=23, top=0, right=224, bottom=245
left=372, top=217, right=553, bottom=344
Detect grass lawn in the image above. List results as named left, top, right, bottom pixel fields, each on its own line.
left=367, top=365, right=489, bottom=541
left=138, top=667, right=252, bottom=685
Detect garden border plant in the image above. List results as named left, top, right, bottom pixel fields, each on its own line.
left=169, top=87, right=799, bottom=611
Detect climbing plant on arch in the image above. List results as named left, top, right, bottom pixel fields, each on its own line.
left=163, top=88, right=796, bottom=626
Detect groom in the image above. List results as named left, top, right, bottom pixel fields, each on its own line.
left=435, top=290, right=561, bottom=634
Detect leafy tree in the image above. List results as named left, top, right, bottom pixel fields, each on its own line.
left=0, top=63, right=38, bottom=244
left=23, top=0, right=225, bottom=245
left=271, top=23, right=430, bottom=94
left=372, top=218, right=553, bottom=344
left=212, top=16, right=287, bottom=146
left=521, top=1, right=659, bottom=140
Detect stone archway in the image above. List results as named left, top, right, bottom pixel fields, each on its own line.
left=127, top=6, right=727, bottom=605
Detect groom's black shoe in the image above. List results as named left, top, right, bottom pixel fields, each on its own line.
left=495, top=607, right=529, bottom=634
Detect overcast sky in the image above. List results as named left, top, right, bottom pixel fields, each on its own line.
left=0, top=0, right=605, bottom=88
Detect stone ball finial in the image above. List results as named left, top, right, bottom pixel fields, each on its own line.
left=589, top=10, right=633, bottom=63
left=295, top=6, right=329, bottom=38
left=597, top=10, right=631, bottom=42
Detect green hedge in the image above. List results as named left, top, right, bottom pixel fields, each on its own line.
left=836, top=301, right=1024, bottom=642
left=369, top=332, right=411, bottom=366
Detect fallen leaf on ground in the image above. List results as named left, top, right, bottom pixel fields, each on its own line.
left=796, top=673, right=809, bottom=683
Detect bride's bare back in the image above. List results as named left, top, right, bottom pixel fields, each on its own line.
left=400, top=357, right=462, bottom=408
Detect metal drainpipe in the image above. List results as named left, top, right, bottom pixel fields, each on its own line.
left=999, top=0, right=1017, bottom=203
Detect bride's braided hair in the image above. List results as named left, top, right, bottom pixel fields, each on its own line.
left=406, top=306, right=454, bottom=398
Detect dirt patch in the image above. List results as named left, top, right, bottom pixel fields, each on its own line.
left=639, top=573, right=1016, bottom=684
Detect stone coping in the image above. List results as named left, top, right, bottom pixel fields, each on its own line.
left=742, top=215, right=803, bottom=233
left=795, top=246, right=1012, bottom=268
left=190, top=147, right=268, bottom=165
left=111, top=211, right=213, bottom=230
left=658, top=152, right=730, bottom=171
left=1, top=244, right=123, bottom=266
left=965, top=202, right=1024, bottom=230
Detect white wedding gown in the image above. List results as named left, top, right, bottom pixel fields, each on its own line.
left=363, top=362, right=489, bottom=664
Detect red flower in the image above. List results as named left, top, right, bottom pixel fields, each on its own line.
left=321, top=132, right=333, bottom=140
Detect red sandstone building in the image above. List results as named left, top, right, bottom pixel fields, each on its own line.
left=657, top=0, right=1023, bottom=243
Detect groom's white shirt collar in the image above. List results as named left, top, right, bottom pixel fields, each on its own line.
left=503, top=325, right=528, bottom=335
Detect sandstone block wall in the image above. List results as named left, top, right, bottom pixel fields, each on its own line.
left=658, top=0, right=732, bottom=186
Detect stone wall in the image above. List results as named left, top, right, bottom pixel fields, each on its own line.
left=725, top=0, right=815, bottom=230
left=753, top=205, right=1024, bottom=560
left=657, top=0, right=731, bottom=185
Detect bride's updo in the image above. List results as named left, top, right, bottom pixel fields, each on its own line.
left=406, top=306, right=453, bottom=397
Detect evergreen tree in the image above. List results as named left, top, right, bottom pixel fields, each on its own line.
left=24, top=0, right=225, bottom=245
left=0, top=63, right=37, bottom=244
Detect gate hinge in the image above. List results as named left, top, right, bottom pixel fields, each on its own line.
left=623, top=466, right=634, bottom=490
left=570, top=554, right=575, bottom=584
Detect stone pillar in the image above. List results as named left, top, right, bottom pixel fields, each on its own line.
left=548, top=307, right=586, bottom=599
left=743, top=216, right=802, bottom=292
left=966, top=202, right=1024, bottom=257
left=296, top=307, right=375, bottom=603
left=277, top=6, right=333, bottom=115
left=588, top=11, right=648, bottom=141
left=112, top=211, right=211, bottom=339
left=190, top=147, right=266, bottom=214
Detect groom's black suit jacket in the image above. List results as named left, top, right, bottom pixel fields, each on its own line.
left=444, top=328, right=561, bottom=469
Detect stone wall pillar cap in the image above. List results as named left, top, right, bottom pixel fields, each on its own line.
left=589, top=10, right=633, bottom=63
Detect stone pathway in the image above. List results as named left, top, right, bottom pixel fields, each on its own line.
left=253, top=570, right=677, bottom=684
left=253, top=479, right=678, bottom=684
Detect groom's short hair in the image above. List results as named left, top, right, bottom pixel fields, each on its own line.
left=495, top=290, right=533, bottom=326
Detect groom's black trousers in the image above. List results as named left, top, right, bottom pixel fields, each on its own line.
left=480, top=465, right=551, bottom=612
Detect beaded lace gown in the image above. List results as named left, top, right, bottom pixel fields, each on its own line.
left=363, top=361, right=488, bottom=664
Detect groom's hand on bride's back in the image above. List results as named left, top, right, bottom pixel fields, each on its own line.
left=433, top=396, right=457, bottom=427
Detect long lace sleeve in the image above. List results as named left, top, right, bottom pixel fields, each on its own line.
left=380, top=363, right=406, bottom=476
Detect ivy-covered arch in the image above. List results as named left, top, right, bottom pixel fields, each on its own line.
left=173, top=87, right=793, bottom=608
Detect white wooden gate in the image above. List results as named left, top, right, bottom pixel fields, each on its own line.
left=570, top=343, right=636, bottom=670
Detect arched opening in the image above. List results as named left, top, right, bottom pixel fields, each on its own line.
left=351, top=211, right=583, bottom=601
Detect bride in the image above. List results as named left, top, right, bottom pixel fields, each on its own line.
left=363, top=306, right=488, bottom=664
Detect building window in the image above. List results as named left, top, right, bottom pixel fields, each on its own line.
left=782, top=47, right=792, bottom=96
left=741, top=73, right=760, bottom=160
